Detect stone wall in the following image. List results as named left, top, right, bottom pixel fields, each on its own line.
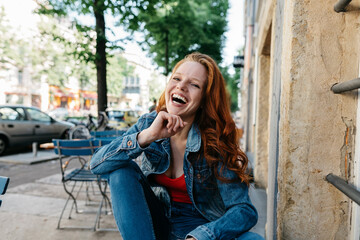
left=251, top=0, right=360, bottom=239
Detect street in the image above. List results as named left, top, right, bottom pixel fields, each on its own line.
left=0, top=147, right=121, bottom=240
left=0, top=147, right=60, bottom=188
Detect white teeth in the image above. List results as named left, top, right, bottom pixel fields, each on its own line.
left=172, top=93, right=187, bottom=103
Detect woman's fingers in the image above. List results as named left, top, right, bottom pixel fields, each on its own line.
left=149, top=111, right=188, bottom=138
left=162, top=113, right=184, bottom=134
left=166, top=115, right=177, bottom=133
left=172, top=116, right=180, bottom=132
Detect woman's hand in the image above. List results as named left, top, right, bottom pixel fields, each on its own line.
left=137, top=111, right=187, bottom=147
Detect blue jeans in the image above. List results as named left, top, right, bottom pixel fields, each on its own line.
left=108, top=161, right=264, bottom=240
left=170, top=201, right=209, bottom=239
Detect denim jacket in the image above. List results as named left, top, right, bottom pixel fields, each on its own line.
left=90, top=111, right=258, bottom=240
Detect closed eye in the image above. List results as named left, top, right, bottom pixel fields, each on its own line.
left=191, top=83, right=200, bottom=89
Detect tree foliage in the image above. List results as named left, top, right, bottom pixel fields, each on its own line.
left=123, top=0, right=229, bottom=75
left=35, top=0, right=165, bottom=112
left=36, top=0, right=109, bottom=111
left=223, top=66, right=241, bottom=112
left=0, top=6, right=92, bottom=91
left=0, top=7, right=27, bottom=70
left=34, top=0, right=230, bottom=112
left=223, top=48, right=244, bottom=112
left=107, top=53, right=135, bottom=95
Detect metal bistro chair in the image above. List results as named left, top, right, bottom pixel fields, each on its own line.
left=53, top=139, right=112, bottom=231
left=90, top=130, right=126, bottom=138
left=91, top=130, right=146, bottom=166
left=0, top=176, right=10, bottom=207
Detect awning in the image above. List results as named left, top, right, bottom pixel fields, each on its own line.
left=82, top=92, right=97, bottom=99
left=51, top=88, right=75, bottom=98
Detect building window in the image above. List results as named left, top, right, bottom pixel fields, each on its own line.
left=124, top=76, right=140, bottom=87
left=18, top=69, right=23, bottom=84
left=6, top=94, right=24, bottom=104
left=123, top=86, right=140, bottom=94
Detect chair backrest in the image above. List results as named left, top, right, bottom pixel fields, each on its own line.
left=0, top=176, right=9, bottom=195
left=53, top=139, right=101, bottom=156
left=94, top=137, right=116, bottom=146
left=90, top=130, right=126, bottom=138
left=0, top=176, right=10, bottom=207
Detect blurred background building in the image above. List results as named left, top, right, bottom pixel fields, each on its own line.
left=0, top=0, right=166, bottom=117
left=0, top=4, right=166, bottom=117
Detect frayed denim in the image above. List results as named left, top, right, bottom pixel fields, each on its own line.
left=91, top=111, right=260, bottom=239
left=108, top=161, right=264, bottom=240
left=109, top=161, right=169, bottom=240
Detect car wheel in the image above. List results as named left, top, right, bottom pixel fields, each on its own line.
left=61, top=129, right=70, bottom=140
left=0, top=137, right=7, bottom=156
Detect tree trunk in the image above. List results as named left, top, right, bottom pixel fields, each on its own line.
left=94, top=0, right=107, bottom=113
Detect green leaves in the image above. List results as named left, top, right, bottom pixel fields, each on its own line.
left=32, top=0, right=230, bottom=112
left=125, top=0, right=229, bottom=75
left=107, top=54, right=135, bottom=95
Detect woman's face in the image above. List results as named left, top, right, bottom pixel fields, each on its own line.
left=165, top=61, right=207, bottom=123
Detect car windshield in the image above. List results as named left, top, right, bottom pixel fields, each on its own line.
left=27, top=108, right=51, bottom=122
left=107, top=111, right=125, bottom=121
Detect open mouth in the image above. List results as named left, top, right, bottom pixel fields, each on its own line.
left=172, top=93, right=187, bottom=104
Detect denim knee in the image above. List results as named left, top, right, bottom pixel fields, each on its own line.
left=108, top=161, right=142, bottom=184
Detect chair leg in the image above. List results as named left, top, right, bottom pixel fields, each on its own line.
left=69, top=181, right=85, bottom=217
left=61, top=181, right=80, bottom=218
left=85, top=183, right=90, bottom=204
left=58, top=181, right=99, bottom=230
left=103, top=183, right=112, bottom=214
left=93, top=180, right=118, bottom=231
left=94, top=197, right=105, bottom=230
left=57, top=194, right=72, bottom=229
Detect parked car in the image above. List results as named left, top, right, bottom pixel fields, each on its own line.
left=106, top=109, right=139, bottom=129
left=0, top=105, right=74, bottom=155
left=47, top=107, right=69, bottom=120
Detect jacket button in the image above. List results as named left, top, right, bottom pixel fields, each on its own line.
left=197, top=173, right=201, bottom=179
left=127, top=140, right=132, bottom=147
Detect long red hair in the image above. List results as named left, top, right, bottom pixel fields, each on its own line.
left=156, top=52, right=250, bottom=184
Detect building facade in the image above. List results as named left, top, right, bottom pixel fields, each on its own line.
left=241, top=0, right=360, bottom=239
left=120, top=52, right=167, bottom=114
left=0, top=0, right=166, bottom=117
left=0, top=52, right=165, bottom=117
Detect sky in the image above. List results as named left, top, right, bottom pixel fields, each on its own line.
left=223, top=0, right=245, bottom=67
left=1, top=0, right=245, bottom=69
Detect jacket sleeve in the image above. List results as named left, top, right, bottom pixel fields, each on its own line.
left=90, top=113, right=152, bottom=175
left=187, top=165, right=258, bottom=240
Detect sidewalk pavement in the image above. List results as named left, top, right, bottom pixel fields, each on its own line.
left=0, top=151, right=266, bottom=239
left=0, top=149, right=58, bottom=165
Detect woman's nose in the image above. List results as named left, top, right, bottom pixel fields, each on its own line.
left=176, top=80, right=187, bottom=90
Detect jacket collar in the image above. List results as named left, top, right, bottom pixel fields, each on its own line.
left=157, top=121, right=201, bottom=153
left=185, top=123, right=201, bottom=152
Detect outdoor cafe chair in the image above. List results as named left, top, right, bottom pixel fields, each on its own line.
left=53, top=139, right=114, bottom=231
left=90, top=129, right=126, bottom=138
left=0, top=176, right=10, bottom=207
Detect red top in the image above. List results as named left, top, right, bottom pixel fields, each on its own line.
left=153, top=173, right=192, bottom=204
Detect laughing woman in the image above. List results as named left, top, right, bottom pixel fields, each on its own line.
left=90, top=52, right=264, bottom=240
